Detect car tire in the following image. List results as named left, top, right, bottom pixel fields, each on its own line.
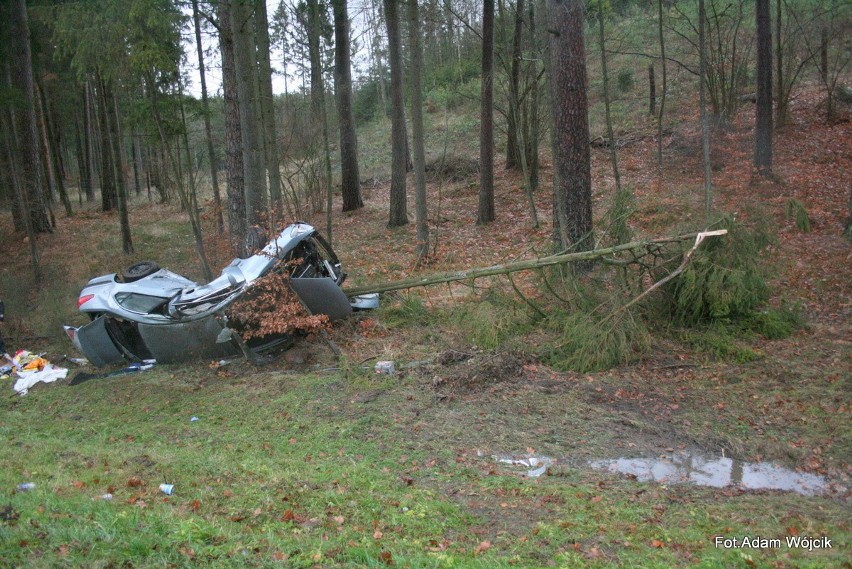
left=122, top=261, right=160, bottom=282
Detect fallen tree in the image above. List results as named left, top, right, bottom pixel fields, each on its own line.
left=344, top=230, right=727, bottom=296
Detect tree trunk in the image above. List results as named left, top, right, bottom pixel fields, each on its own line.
left=549, top=0, right=592, bottom=254
left=8, top=0, right=47, bottom=280
left=527, top=0, right=539, bottom=190
left=255, top=0, right=284, bottom=212
left=755, top=0, right=772, bottom=175
left=96, top=74, right=116, bottom=212
left=699, top=0, right=713, bottom=217
left=218, top=0, right=247, bottom=253
left=192, top=0, right=225, bottom=234
left=35, top=79, right=70, bottom=216
left=648, top=63, right=656, bottom=116
left=505, top=0, right=525, bottom=170
left=477, top=0, right=496, bottom=225
left=105, top=81, right=133, bottom=254
left=384, top=0, right=409, bottom=227
left=130, top=134, right=141, bottom=197
left=82, top=80, right=96, bottom=201
left=774, top=0, right=784, bottom=127
left=231, top=0, right=266, bottom=226
left=656, top=0, right=667, bottom=168
left=596, top=0, right=621, bottom=195
left=73, top=113, right=87, bottom=205
left=332, top=0, right=364, bottom=212
left=408, top=0, right=429, bottom=260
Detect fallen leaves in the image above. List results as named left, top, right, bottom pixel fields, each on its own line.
left=126, top=477, right=144, bottom=488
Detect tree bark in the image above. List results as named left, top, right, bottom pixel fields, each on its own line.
left=192, top=0, right=225, bottom=234
left=656, top=0, right=667, bottom=168
left=105, top=80, right=133, bottom=254
left=408, top=0, right=429, bottom=260
left=549, top=0, right=592, bottom=253
left=505, top=0, right=525, bottom=170
left=527, top=0, right=539, bottom=190
left=648, top=63, right=655, bottom=116
left=95, top=74, right=116, bottom=212
left=699, top=0, right=713, bottom=217
left=477, top=0, right=496, bottom=225
left=8, top=0, right=48, bottom=280
left=231, top=0, right=266, bottom=226
left=255, top=0, right=284, bottom=211
left=384, top=0, right=409, bottom=227
left=218, top=0, right=247, bottom=254
left=82, top=80, right=96, bottom=201
left=596, top=0, right=621, bottom=194
left=755, top=0, right=773, bottom=175
left=35, top=78, right=72, bottom=216
left=332, top=0, right=363, bottom=212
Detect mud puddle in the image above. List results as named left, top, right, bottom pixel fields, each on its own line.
left=588, top=452, right=828, bottom=496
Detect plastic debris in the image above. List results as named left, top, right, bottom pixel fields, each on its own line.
left=190, top=416, right=199, bottom=422
left=375, top=361, right=395, bottom=375
left=17, top=483, right=36, bottom=492
left=159, top=483, right=174, bottom=495
left=494, top=454, right=555, bottom=478
left=8, top=351, right=69, bottom=395
left=97, top=493, right=113, bottom=501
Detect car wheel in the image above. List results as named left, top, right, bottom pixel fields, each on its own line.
left=122, top=261, right=160, bottom=282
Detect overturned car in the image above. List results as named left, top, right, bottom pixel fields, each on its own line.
left=65, top=223, right=377, bottom=366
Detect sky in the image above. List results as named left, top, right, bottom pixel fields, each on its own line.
left=180, top=0, right=377, bottom=99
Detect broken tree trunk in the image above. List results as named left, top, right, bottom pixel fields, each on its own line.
left=343, top=231, right=727, bottom=296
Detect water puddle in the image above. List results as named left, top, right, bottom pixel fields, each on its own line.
left=588, top=452, right=828, bottom=496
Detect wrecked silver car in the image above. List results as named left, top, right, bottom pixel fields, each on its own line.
left=65, top=222, right=377, bottom=366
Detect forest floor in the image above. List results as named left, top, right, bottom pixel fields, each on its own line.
left=0, top=87, right=849, bottom=567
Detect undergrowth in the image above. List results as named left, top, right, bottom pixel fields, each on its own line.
left=450, top=291, right=533, bottom=351
left=484, top=214, right=799, bottom=370
left=664, top=214, right=773, bottom=324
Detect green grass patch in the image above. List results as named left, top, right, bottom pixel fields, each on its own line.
left=449, top=293, right=533, bottom=351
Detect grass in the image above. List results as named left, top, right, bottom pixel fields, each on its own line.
left=0, top=358, right=848, bottom=568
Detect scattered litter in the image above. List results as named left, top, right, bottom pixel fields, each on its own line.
left=6, top=351, right=69, bottom=395
left=107, top=361, right=155, bottom=376
left=70, top=360, right=157, bottom=386
left=97, top=493, right=113, bottom=501
left=375, top=361, right=396, bottom=375
left=17, top=483, right=36, bottom=492
left=494, top=454, right=555, bottom=478
left=190, top=416, right=199, bottom=422
left=159, top=483, right=174, bottom=495
left=64, top=356, right=89, bottom=365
